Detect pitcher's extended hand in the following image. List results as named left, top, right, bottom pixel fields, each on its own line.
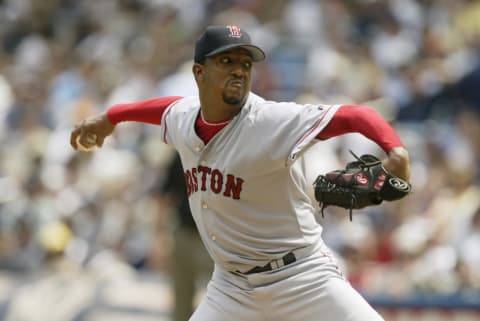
left=70, top=114, right=115, bottom=151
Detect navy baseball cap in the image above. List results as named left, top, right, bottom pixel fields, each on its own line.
left=194, top=25, right=266, bottom=63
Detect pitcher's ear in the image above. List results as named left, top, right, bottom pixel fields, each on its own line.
left=192, top=63, right=204, bottom=81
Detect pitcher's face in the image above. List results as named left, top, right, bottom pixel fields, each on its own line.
left=200, top=47, right=253, bottom=107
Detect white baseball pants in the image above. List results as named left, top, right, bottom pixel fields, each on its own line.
left=189, top=245, right=384, bottom=321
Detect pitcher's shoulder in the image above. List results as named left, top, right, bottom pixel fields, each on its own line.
left=164, top=96, right=200, bottom=117
left=172, top=96, right=200, bottom=109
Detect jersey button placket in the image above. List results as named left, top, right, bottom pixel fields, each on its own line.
left=202, top=201, right=217, bottom=242
left=198, top=148, right=217, bottom=245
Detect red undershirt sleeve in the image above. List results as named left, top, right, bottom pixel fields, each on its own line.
left=317, top=105, right=403, bottom=152
left=106, top=96, right=183, bottom=125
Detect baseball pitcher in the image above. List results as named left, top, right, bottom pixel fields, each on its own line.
left=71, top=25, right=411, bottom=321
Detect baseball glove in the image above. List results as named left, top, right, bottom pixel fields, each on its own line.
left=313, top=151, right=411, bottom=220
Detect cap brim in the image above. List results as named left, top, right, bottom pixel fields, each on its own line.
left=205, top=44, right=266, bottom=62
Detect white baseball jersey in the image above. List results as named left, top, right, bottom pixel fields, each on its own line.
left=159, top=92, right=340, bottom=273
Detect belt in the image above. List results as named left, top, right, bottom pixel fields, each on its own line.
left=243, top=252, right=297, bottom=274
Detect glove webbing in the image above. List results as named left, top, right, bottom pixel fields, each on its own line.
left=317, top=175, right=356, bottom=221
left=317, top=150, right=380, bottom=221
left=348, top=149, right=382, bottom=168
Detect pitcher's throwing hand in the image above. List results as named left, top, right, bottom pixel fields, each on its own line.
left=70, top=115, right=115, bottom=151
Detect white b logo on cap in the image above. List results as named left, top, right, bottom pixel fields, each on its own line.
left=227, top=25, right=242, bottom=38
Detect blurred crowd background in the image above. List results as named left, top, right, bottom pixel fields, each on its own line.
left=0, top=0, right=479, bottom=320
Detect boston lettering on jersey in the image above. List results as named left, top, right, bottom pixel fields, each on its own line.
left=184, top=166, right=244, bottom=199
